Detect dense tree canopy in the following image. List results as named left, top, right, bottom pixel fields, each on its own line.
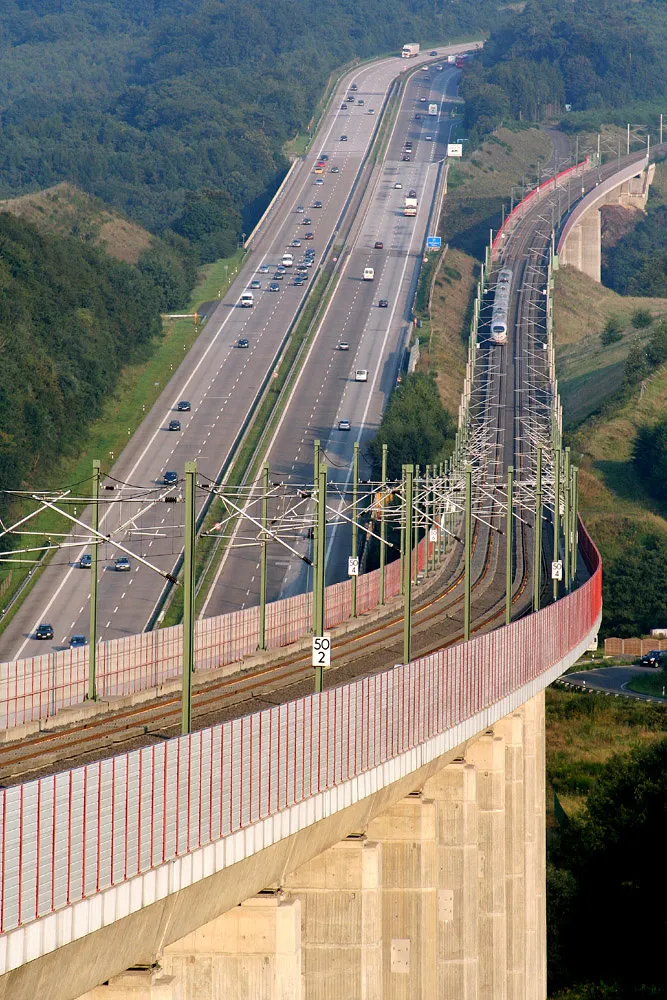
left=0, top=212, right=161, bottom=528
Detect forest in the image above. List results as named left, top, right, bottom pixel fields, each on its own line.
left=0, top=212, right=162, bottom=528
left=459, top=0, right=667, bottom=140
left=0, top=0, right=494, bottom=254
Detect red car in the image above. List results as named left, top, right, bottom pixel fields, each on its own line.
left=374, top=241, right=384, bottom=249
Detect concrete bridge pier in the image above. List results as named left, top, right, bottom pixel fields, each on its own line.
left=75, top=696, right=547, bottom=1000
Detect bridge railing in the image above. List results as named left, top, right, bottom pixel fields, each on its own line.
left=0, top=537, right=424, bottom=730
left=0, top=521, right=600, bottom=936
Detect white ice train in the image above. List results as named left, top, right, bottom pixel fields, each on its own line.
left=490, top=267, right=513, bottom=344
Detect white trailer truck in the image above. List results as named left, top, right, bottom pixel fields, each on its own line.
left=403, top=196, right=418, bottom=218
left=401, top=43, right=420, bottom=58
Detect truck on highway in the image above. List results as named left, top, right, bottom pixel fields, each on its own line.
left=240, top=292, right=254, bottom=308
left=281, top=253, right=294, bottom=267
left=363, top=267, right=375, bottom=280
left=403, top=196, right=418, bottom=217
left=455, top=54, right=466, bottom=68
left=447, top=54, right=456, bottom=64
left=401, top=43, right=420, bottom=58
left=428, top=103, right=438, bottom=116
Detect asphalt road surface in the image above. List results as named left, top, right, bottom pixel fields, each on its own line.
left=202, top=64, right=461, bottom=616
left=1, top=46, right=471, bottom=663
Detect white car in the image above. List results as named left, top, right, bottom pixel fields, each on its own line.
left=394, top=182, right=402, bottom=189
left=338, top=419, right=351, bottom=431
left=425, top=135, right=433, bottom=141
left=355, top=369, right=368, bottom=382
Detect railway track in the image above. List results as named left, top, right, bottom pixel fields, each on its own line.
left=0, top=139, right=577, bottom=789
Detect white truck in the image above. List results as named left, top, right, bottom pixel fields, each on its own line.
left=447, top=54, right=456, bottom=64
left=428, top=103, right=438, bottom=116
left=403, top=196, right=418, bottom=218
left=281, top=253, right=293, bottom=267
left=401, top=43, right=420, bottom=59
left=240, top=292, right=254, bottom=308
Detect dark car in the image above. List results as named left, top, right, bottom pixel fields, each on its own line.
left=640, top=650, right=667, bottom=668
left=273, top=272, right=284, bottom=280
left=176, top=400, right=191, bottom=412
left=237, top=337, right=249, bottom=348
left=163, top=470, right=178, bottom=485
left=70, top=634, right=86, bottom=648
left=340, top=134, right=348, bottom=142
left=35, top=623, right=54, bottom=640
left=302, top=217, right=312, bottom=225
left=350, top=84, right=358, bottom=91
left=168, top=419, right=181, bottom=431
left=408, top=189, right=417, bottom=198
left=374, top=241, right=384, bottom=250
left=304, top=232, right=314, bottom=240
left=402, top=154, right=411, bottom=162
left=320, top=153, right=329, bottom=161
left=313, top=200, right=322, bottom=208
left=379, top=299, right=389, bottom=308
left=340, top=103, right=347, bottom=110
left=114, top=556, right=131, bottom=572
left=415, top=114, right=422, bottom=121
left=79, top=553, right=92, bottom=568
left=430, top=50, right=438, bottom=56
left=269, top=282, right=280, bottom=291
left=330, top=166, right=340, bottom=173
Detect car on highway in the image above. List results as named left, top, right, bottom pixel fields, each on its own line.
left=340, top=103, right=347, bottom=110
left=330, top=166, right=340, bottom=173
left=379, top=299, right=389, bottom=308
left=237, top=337, right=249, bottom=348
left=402, top=154, right=411, bottom=161
left=357, top=99, right=364, bottom=106
left=338, top=342, right=349, bottom=351
left=250, top=279, right=261, bottom=288
left=415, top=114, right=422, bottom=121
left=176, top=400, right=191, bottom=412
left=272, top=272, right=283, bottom=280
left=374, top=241, right=384, bottom=249
left=313, top=200, right=322, bottom=208
left=291, top=239, right=301, bottom=247
left=315, top=178, right=324, bottom=185
left=302, top=217, right=311, bottom=225
left=436, top=64, right=443, bottom=71
left=320, top=154, right=329, bottom=161
left=350, top=83, right=358, bottom=91
left=114, top=556, right=131, bottom=572
left=168, top=419, right=181, bottom=431
left=70, top=634, right=86, bottom=648
left=338, top=419, right=351, bottom=431
left=79, top=553, right=92, bottom=568
left=355, top=369, right=368, bottom=382
left=340, top=135, right=348, bottom=142
left=429, top=50, right=438, bottom=55
left=295, top=205, right=304, bottom=213
left=35, top=623, right=54, bottom=640
left=425, top=135, right=433, bottom=141
left=394, top=182, right=402, bottom=189
left=347, top=96, right=355, bottom=103
left=420, top=97, right=427, bottom=103
left=640, top=650, right=667, bottom=667
left=163, top=470, right=178, bottom=485
left=304, top=232, right=314, bottom=240
left=368, top=108, right=375, bottom=115
left=269, top=282, right=280, bottom=291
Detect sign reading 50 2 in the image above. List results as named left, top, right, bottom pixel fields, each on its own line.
left=312, top=635, right=331, bottom=667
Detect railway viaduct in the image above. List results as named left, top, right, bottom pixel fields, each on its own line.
left=6, top=130, right=663, bottom=1000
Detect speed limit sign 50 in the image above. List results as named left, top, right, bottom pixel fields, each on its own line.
left=312, top=634, right=331, bottom=667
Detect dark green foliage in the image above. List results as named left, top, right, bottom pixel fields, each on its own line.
left=0, top=212, right=161, bottom=531
left=601, top=531, right=667, bottom=636
left=633, top=415, right=667, bottom=505
left=623, top=342, right=649, bottom=385
left=171, top=190, right=241, bottom=265
left=0, top=0, right=495, bottom=242
left=460, top=0, right=667, bottom=139
left=367, top=372, right=454, bottom=480
left=632, top=308, right=653, bottom=329
left=603, top=204, right=667, bottom=298
left=600, top=316, right=623, bottom=345
left=549, top=740, right=667, bottom=993
left=137, top=234, right=197, bottom=311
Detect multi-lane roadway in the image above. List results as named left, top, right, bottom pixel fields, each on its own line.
left=204, top=63, right=461, bottom=616
left=1, top=46, right=470, bottom=663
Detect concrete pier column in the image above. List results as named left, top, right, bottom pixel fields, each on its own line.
left=422, top=760, right=479, bottom=1000
left=366, top=792, right=437, bottom=999
left=160, top=894, right=302, bottom=1000
left=282, top=835, right=382, bottom=1000
left=494, top=712, right=526, bottom=1000
left=465, top=732, right=507, bottom=1000
left=522, top=693, right=546, bottom=1000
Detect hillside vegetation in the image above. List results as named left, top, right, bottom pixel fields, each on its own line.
left=0, top=0, right=494, bottom=252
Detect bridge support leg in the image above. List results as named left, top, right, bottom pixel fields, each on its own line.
left=522, top=693, right=547, bottom=1000
left=465, top=733, right=507, bottom=1000
left=282, top=836, right=382, bottom=999
left=422, top=761, right=479, bottom=1000
left=366, top=793, right=437, bottom=998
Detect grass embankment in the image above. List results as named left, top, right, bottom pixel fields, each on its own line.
left=0, top=182, right=152, bottom=264
left=627, top=673, right=667, bottom=697
left=553, top=268, right=667, bottom=427
left=546, top=686, right=667, bottom=817
left=441, top=126, right=554, bottom=257
left=0, top=251, right=243, bottom=636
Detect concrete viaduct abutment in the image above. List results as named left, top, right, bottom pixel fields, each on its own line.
left=557, top=154, right=655, bottom=282
left=76, top=694, right=545, bottom=1000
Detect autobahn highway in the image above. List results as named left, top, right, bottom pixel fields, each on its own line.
left=203, top=63, right=461, bottom=617
left=0, top=46, right=473, bottom=664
